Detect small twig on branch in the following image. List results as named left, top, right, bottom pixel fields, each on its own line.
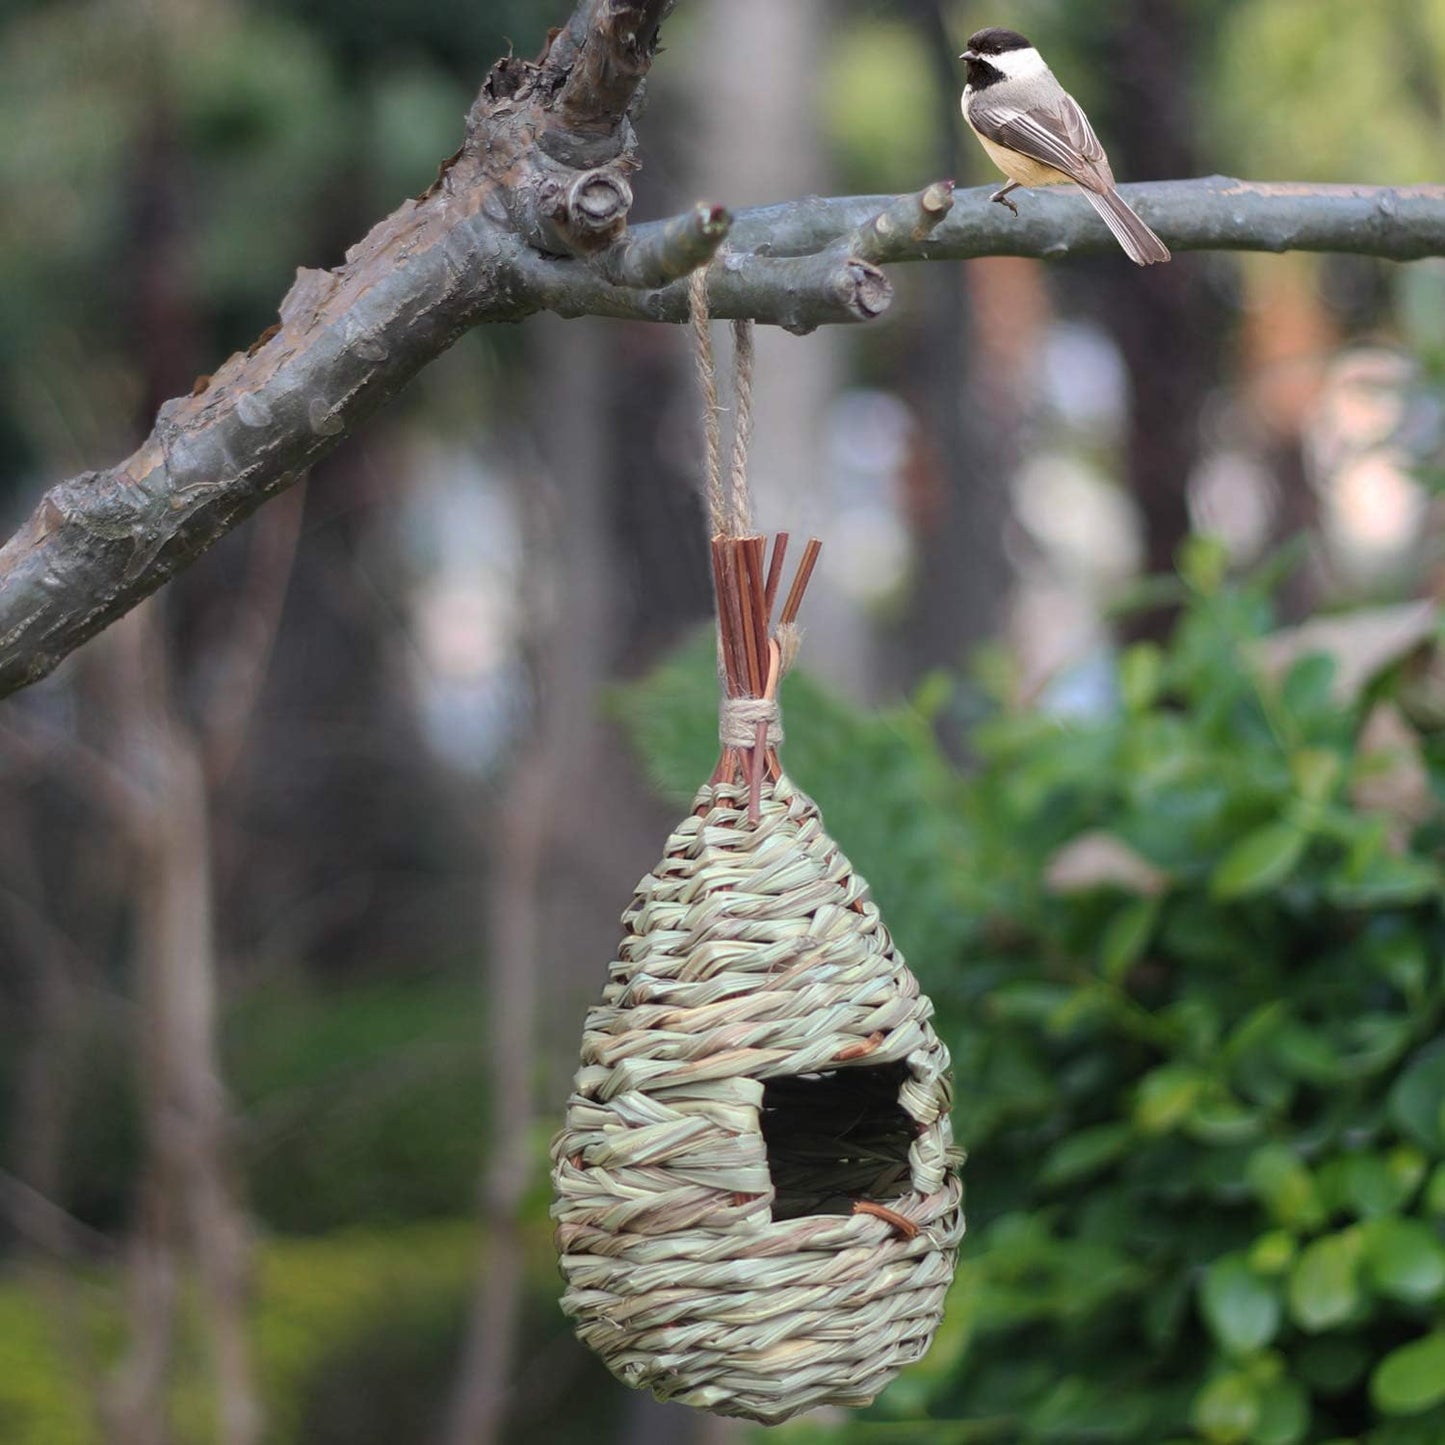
left=593, top=200, right=732, bottom=288
left=836, top=178, right=956, bottom=263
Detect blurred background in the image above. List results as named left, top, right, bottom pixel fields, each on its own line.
left=2, top=0, right=1445, bottom=1442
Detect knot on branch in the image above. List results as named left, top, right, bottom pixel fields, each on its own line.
left=473, top=1, right=677, bottom=267
left=482, top=53, right=535, bottom=106
left=838, top=261, right=892, bottom=323
left=544, top=168, right=635, bottom=249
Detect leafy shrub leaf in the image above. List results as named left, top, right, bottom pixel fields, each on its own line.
left=1212, top=823, right=1308, bottom=900
left=1193, top=1370, right=1261, bottom=1443
left=1288, top=1232, right=1363, bottom=1332
left=1372, top=1333, right=1445, bottom=1416
left=1039, top=1122, right=1134, bottom=1189
left=1362, top=1217, right=1445, bottom=1304
left=1201, top=1255, right=1282, bottom=1355
left=1249, top=1144, right=1327, bottom=1232
left=1254, top=1376, right=1310, bottom=1445
left=1389, top=1045, right=1445, bottom=1153
left=1136, top=1065, right=1207, bottom=1135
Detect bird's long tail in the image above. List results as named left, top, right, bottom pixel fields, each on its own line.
left=1083, top=186, right=1171, bottom=265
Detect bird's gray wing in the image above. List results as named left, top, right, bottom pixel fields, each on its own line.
left=971, top=91, right=1116, bottom=192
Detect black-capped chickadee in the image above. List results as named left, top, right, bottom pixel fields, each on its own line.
left=961, top=26, right=1170, bottom=266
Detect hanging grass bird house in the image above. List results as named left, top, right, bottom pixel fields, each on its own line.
left=549, top=283, right=964, bottom=1425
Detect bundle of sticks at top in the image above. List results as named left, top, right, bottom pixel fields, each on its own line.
left=708, top=531, right=821, bottom=824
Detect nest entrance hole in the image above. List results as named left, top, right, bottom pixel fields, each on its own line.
left=759, top=1060, right=915, bottom=1221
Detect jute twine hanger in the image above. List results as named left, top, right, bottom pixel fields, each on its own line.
left=686, top=268, right=821, bottom=825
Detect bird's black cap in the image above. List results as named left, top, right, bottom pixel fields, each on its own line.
left=965, top=27, right=1033, bottom=55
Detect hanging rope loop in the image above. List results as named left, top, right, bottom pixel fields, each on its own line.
left=688, top=268, right=757, bottom=539
left=687, top=266, right=818, bottom=824
left=726, top=319, right=755, bottom=535
left=688, top=268, right=726, bottom=536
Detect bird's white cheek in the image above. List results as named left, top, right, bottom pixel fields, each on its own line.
left=991, top=47, right=1048, bottom=80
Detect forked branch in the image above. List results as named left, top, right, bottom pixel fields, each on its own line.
left=1, top=0, right=1443, bottom=700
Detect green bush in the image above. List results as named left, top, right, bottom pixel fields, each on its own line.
left=0, top=1219, right=618, bottom=1445
left=0, top=1224, right=480, bottom=1445
left=228, top=979, right=491, bottom=1233
left=20, top=977, right=491, bottom=1237
left=0, top=1287, right=92, bottom=1445
left=624, top=548, right=1445, bottom=1445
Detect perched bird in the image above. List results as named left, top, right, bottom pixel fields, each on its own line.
left=960, top=26, right=1170, bottom=265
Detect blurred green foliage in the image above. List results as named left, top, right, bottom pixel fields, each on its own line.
left=254, top=1224, right=478, bottom=1445
left=0, top=1285, right=92, bottom=1445
left=823, top=20, right=940, bottom=194
left=229, top=979, right=491, bottom=1233
left=17, top=979, right=489, bottom=1237
left=624, top=551, right=1445, bottom=1444
left=1216, top=0, right=1445, bottom=184
left=0, top=1222, right=587, bottom=1445
left=0, top=1224, right=470, bottom=1445
left=0, top=1215, right=621, bottom=1445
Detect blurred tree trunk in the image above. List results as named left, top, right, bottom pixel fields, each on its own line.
left=104, top=609, right=259, bottom=1445
left=0, top=785, right=112, bottom=1430
left=3, top=811, right=88, bottom=1256
left=104, top=77, right=260, bottom=1445
left=1082, top=0, right=1229, bottom=619
left=690, top=0, right=868, bottom=697
left=894, top=0, right=1019, bottom=690
left=444, top=316, right=618, bottom=1445
left=439, top=735, right=549, bottom=1445
left=604, top=321, right=716, bottom=679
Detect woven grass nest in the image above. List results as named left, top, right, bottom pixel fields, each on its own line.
left=550, top=533, right=964, bottom=1424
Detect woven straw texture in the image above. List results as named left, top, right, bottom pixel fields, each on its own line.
left=551, top=773, right=964, bottom=1423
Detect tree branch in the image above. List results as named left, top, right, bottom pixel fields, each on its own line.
left=0, top=0, right=1442, bottom=706
left=0, top=0, right=679, bottom=699
left=718, top=176, right=1445, bottom=263
left=0, top=1167, right=114, bottom=1259
left=507, top=237, right=896, bottom=328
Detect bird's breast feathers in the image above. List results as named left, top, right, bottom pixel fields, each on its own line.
left=973, top=131, right=1072, bottom=188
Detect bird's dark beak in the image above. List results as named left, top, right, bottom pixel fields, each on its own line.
left=960, top=49, right=980, bottom=61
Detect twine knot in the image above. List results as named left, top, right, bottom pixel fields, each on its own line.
left=719, top=696, right=783, bottom=750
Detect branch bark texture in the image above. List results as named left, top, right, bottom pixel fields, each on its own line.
left=719, top=176, right=1445, bottom=263
left=0, top=0, right=1442, bottom=703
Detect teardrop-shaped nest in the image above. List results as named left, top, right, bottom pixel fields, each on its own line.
left=550, top=773, right=964, bottom=1424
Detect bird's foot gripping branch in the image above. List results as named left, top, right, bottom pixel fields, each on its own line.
left=2, top=0, right=1445, bottom=699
